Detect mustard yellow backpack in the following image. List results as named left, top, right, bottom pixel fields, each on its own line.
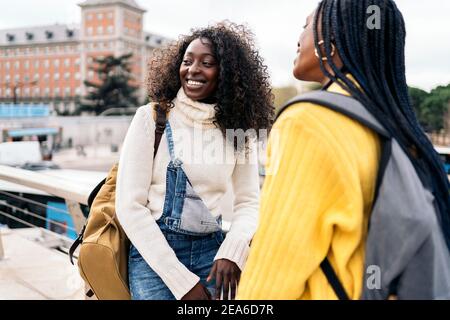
left=69, top=104, right=168, bottom=300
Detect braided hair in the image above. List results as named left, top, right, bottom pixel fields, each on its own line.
left=313, top=0, right=450, bottom=248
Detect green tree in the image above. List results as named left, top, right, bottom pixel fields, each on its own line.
left=409, top=85, right=450, bottom=132
left=80, top=53, right=139, bottom=115
left=409, top=86, right=430, bottom=129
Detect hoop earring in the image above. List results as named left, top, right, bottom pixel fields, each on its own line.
left=314, top=40, right=336, bottom=61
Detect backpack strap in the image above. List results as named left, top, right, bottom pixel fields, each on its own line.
left=69, top=103, right=169, bottom=265
left=320, top=258, right=350, bottom=300
left=153, top=102, right=169, bottom=156
left=277, top=90, right=392, bottom=300
left=277, top=91, right=391, bottom=139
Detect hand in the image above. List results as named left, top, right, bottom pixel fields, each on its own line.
left=181, top=282, right=212, bottom=300
left=207, top=259, right=241, bottom=300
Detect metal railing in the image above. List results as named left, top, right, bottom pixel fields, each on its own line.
left=0, top=164, right=90, bottom=262
left=0, top=164, right=89, bottom=232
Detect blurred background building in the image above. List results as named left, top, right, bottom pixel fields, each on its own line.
left=0, top=0, right=168, bottom=114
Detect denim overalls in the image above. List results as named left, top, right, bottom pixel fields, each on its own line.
left=128, top=121, right=225, bottom=300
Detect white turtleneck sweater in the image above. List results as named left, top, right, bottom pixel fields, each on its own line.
left=115, top=88, right=260, bottom=300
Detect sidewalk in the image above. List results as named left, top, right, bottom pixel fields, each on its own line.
left=0, top=227, right=85, bottom=300
left=52, top=145, right=119, bottom=171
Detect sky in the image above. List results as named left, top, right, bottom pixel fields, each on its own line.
left=0, top=0, right=449, bottom=91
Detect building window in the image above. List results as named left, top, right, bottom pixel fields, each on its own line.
left=97, top=13, right=103, bottom=20
left=64, top=58, right=70, bottom=67
left=75, top=87, right=82, bottom=95
left=34, top=60, right=39, bottom=68
left=65, top=87, right=71, bottom=96
left=24, top=60, right=30, bottom=69
left=14, top=61, right=20, bottom=70
left=54, top=59, right=60, bottom=67
left=75, top=72, right=81, bottom=80
left=64, top=72, right=70, bottom=80
left=14, top=74, right=20, bottom=82
left=5, top=61, right=10, bottom=69
left=44, top=73, right=50, bottom=82
left=34, top=74, right=39, bottom=81
left=34, top=87, right=40, bottom=96
left=54, top=73, right=60, bottom=81
left=107, top=12, right=113, bottom=19
left=88, top=70, right=94, bottom=79
left=87, top=13, right=93, bottom=21
left=107, top=26, right=114, bottom=34
left=87, top=27, right=93, bottom=36
left=6, top=88, right=11, bottom=97
left=44, top=87, right=50, bottom=96
left=124, top=27, right=129, bottom=34
left=97, top=26, right=103, bottom=34
left=5, top=75, right=10, bottom=82
left=24, top=88, right=30, bottom=96
left=24, top=75, right=30, bottom=82
left=54, top=87, right=60, bottom=96
left=44, top=59, right=50, bottom=68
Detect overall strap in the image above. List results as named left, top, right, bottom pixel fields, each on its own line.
left=165, top=120, right=176, bottom=162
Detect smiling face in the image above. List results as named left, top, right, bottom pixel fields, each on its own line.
left=179, top=38, right=219, bottom=102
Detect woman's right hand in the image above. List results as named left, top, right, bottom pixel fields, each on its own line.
left=181, top=282, right=212, bottom=300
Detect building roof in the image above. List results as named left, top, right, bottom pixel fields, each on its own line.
left=0, top=24, right=80, bottom=47
left=78, top=0, right=146, bottom=12
left=0, top=24, right=168, bottom=48
left=144, top=31, right=170, bottom=47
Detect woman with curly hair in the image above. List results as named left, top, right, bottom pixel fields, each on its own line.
left=115, top=22, right=274, bottom=300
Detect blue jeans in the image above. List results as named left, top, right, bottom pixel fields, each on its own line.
left=128, top=120, right=224, bottom=300
left=128, top=229, right=224, bottom=300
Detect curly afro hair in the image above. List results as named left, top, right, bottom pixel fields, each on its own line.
left=147, top=21, right=274, bottom=149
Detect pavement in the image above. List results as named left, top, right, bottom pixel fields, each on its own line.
left=52, top=145, right=119, bottom=172
left=0, top=227, right=85, bottom=300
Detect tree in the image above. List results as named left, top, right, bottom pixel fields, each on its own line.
left=409, top=86, right=430, bottom=129
left=409, top=85, right=450, bottom=132
left=80, top=53, right=139, bottom=115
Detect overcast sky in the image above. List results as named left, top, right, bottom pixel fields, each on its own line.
left=1, top=0, right=449, bottom=91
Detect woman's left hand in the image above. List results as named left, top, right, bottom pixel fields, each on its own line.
left=207, top=259, right=241, bottom=300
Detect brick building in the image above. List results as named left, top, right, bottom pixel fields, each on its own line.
left=0, top=0, right=168, bottom=114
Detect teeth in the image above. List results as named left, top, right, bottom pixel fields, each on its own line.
left=187, top=80, right=204, bottom=86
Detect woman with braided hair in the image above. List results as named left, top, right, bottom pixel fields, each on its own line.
left=238, top=0, right=450, bottom=299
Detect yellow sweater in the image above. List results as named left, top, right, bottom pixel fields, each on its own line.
left=237, top=82, right=381, bottom=300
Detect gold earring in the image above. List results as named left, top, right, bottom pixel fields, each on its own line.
left=314, top=40, right=336, bottom=61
